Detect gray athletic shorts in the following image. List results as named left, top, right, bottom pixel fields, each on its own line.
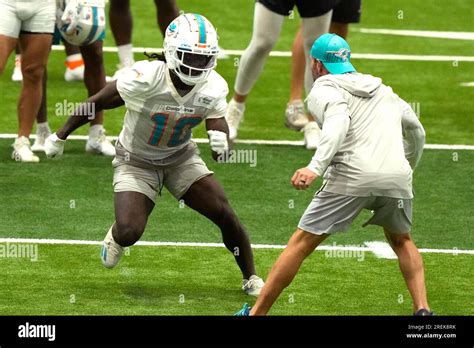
left=298, top=190, right=413, bottom=235
left=0, top=0, right=56, bottom=38
left=112, top=142, right=213, bottom=203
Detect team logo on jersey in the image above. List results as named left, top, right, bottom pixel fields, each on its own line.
left=194, top=94, right=214, bottom=108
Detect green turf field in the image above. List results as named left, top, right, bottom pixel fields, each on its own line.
left=0, top=0, right=473, bottom=315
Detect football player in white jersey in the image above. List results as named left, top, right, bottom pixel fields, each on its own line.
left=0, top=0, right=56, bottom=162
left=44, top=14, right=265, bottom=297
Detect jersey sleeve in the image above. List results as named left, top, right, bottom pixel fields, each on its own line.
left=399, top=98, right=425, bottom=169
left=205, top=78, right=229, bottom=119
left=116, top=61, right=155, bottom=113
left=306, top=84, right=351, bottom=176
left=307, top=84, right=350, bottom=125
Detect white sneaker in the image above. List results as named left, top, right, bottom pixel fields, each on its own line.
left=11, top=136, right=40, bottom=163
left=285, top=100, right=309, bottom=131
left=31, top=125, right=52, bottom=152
left=242, top=275, right=265, bottom=297
left=64, top=65, right=85, bottom=82
left=86, top=129, right=116, bottom=156
left=302, top=121, right=321, bottom=150
left=11, top=63, right=23, bottom=82
left=225, top=99, right=245, bottom=140
left=101, top=227, right=123, bottom=269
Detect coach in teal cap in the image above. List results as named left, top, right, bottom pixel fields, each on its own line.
left=311, top=33, right=356, bottom=75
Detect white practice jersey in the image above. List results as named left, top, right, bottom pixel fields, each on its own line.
left=306, top=73, right=425, bottom=199
left=116, top=60, right=228, bottom=160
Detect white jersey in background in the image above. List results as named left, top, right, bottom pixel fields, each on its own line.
left=306, top=73, right=425, bottom=199
left=116, top=60, right=229, bottom=160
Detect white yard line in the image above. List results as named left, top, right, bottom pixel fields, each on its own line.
left=0, top=237, right=472, bottom=256
left=51, top=45, right=474, bottom=62
left=460, top=82, right=474, bottom=87
left=0, top=133, right=472, bottom=150
left=364, top=241, right=398, bottom=259
left=353, top=28, right=474, bottom=41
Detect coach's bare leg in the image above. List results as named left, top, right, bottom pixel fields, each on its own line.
left=18, top=34, right=52, bottom=137
left=0, top=35, right=17, bottom=75
left=250, top=229, right=328, bottom=315
left=384, top=229, right=430, bottom=312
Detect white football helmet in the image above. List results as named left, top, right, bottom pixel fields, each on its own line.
left=56, top=0, right=106, bottom=46
left=163, top=13, right=219, bottom=85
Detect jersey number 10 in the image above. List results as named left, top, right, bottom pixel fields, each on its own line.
left=148, top=113, right=202, bottom=147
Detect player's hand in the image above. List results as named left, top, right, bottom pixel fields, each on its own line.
left=291, top=167, right=318, bottom=190
left=44, top=133, right=66, bottom=159
left=207, top=130, right=228, bottom=155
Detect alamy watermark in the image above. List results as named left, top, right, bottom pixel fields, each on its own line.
left=325, top=242, right=365, bottom=262
left=55, top=99, right=96, bottom=120
left=18, top=322, right=55, bottom=341
left=0, top=243, right=38, bottom=262
left=217, top=149, right=257, bottom=167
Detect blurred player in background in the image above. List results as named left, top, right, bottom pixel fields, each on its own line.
left=225, top=0, right=337, bottom=141
left=236, top=34, right=430, bottom=316
left=109, top=0, right=179, bottom=78
left=0, top=0, right=56, bottom=162
left=12, top=40, right=86, bottom=83
left=10, top=45, right=23, bottom=82
left=30, top=0, right=116, bottom=156
left=44, top=14, right=265, bottom=296
left=287, top=0, right=362, bottom=150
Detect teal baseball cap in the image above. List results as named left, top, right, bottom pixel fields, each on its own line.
left=311, top=33, right=356, bottom=75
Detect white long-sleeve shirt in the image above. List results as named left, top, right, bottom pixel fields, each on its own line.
left=306, top=73, right=425, bottom=199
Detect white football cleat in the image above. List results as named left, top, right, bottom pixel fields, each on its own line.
left=11, top=136, right=40, bottom=163
left=302, top=121, right=321, bottom=150
left=285, top=100, right=309, bottom=131
left=225, top=99, right=245, bottom=140
left=31, top=125, right=52, bottom=152
left=11, top=60, right=23, bottom=82
left=86, top=128, right=116, bottom=156
left=101, top=227, right=123, bottom=269
left=64, top=65, right=85, bottom=82
left=242, top=275, right=265, bottom=297
left=44, top=133, right=66, bottom=159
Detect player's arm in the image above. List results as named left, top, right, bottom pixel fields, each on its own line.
left=206, top=117, right=231, bottom=162
left=399, top=98, right=425, bottom=170
left=45, top=82, right=124, bottom=158
left=292, top=86, right=350, bottom=189
left=57, top=81, right=124, bottom=140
